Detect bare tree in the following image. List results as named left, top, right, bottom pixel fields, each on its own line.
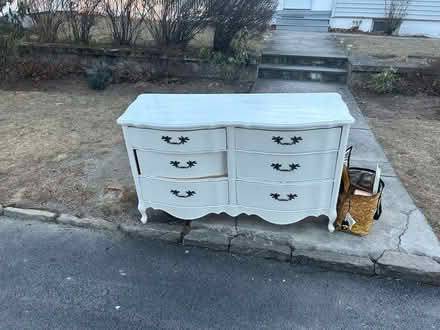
left=144, top=0, right=212, bottom=48
left=104, top=0, right=147, bottom=46
left=24, top=0, right=66, bottom=42
left=64, top=0, right=102, bottom=44
left=211, top=0, right=276, bottom=53
left=384, top=0, right=410, bottom=35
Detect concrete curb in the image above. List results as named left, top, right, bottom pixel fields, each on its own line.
left=229, top=234, right=291, bottom=262
left=119, top=223, right=182, bottom=242
left=1, top=205, right=440, bottom=286
left=183, top=229, right=230, bottom=252
left=292, top=249, right=375, bottom=275
left=4, top=207, right=57, bottom=222
left=57, top=214, right=118, bottom=231
left=376, top=251, right=440, bottom=286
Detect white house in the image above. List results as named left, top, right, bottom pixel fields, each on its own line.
left=275, top=0, right=440, bottom=38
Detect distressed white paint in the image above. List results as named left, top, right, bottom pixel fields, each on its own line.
left=136, top=150, right=227, bottom=179
left=235, top=127, right=341, bottom=154
left=118, top=94, right=354, bottom=129
left=118, top=93, right=354, bottom=231
left=235, top=151, right=338, bottom=182
left=140, top=177, right=229, bottom=207
left=125, top=127, right=226, bottom=152
left=236, top=180, right=334, bottom=211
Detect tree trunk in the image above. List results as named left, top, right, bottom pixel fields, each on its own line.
left=213, top=25, right=232, bottom=53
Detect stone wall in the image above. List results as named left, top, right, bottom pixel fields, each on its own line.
left=347, top=55, right=432, bottom=89
left=17, top=43, right=259, bottom=82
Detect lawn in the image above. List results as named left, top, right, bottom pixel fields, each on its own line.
left=0, top=77, right=252, bottom=224
left=353, top=91, right=440, bottom=239
left=334, top=33, right=440, bottom=58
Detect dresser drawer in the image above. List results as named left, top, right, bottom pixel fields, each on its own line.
left=140, top=178, right=228, bottom=207
left=126, top=127, right=226, bottom=152
left=236, top=151, right=338, bottom=182
left=136, top=150, right=227, bottom=179
left=235, top=127, right=341, bottom=153
left=236, top=180, right=333, bottom=211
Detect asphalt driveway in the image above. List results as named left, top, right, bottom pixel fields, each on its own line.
left=0, top=216, right=439, bottom=329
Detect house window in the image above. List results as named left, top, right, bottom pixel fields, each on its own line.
left=372, top=19, right=385, bottom=33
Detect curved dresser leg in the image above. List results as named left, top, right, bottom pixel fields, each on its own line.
left=138, top=202, right=148, bottom=224
left=328, top=210, right=337, bottom=233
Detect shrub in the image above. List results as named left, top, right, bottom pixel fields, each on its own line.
left=211, top=0, right=276, bottom=53
left=199, top=28, right=252, bottom=80
left=404, top=59, right=440, bottom=96
left=0, top=31, right=18, bottom=67
left=144, top=0, right=213, bottom=48
left=16, top=59, right=82, bottom=79
left=87, top=62, right=112, bottom=89
left=64, top=0, right=102, bottom=44
left=104, top=0, right=147, bottom=46
left=25, top=0, right=65, bottom=42
left=384, top=0, right=409, bottom=35
left=371, top=67, right=398, bottom=94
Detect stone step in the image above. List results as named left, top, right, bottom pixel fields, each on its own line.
left=276, top=25, right=329, bottom=32
left=275, top=18, right=329, bottom=27
left=262, top=53, right=347, bottom=69
left=258, top=64, right=347, bottom=83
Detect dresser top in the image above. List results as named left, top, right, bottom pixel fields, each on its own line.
left=117, top=93, right=355, bottom=129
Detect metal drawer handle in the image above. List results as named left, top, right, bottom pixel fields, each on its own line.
left=170, top=190, right=196, bottom=198
left=271, top=162, right=300, bottom=172
left=162, top=135, right=190, bottom=145
left=272, top=136, right=303, bottom=145
left=170, top=160, right=197, bottom=169
left=270, top=193, right=298, bottom=202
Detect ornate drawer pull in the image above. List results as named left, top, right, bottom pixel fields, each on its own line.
left=162, top=135, right=190, bottom=145
left=170, top=190, right=196, bottom=198
left=272, top=136, right=303, bottom=145
left=271, top=162, right=300, bottom=172
left=270, top=193, right=298, bottom=202
left=170, top=160, right=197, bottom=169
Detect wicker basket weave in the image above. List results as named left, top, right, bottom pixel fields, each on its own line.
left=335, top=168, right=383, bottom=236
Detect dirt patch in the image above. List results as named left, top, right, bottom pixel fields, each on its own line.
left=353, top=91, right=440, bottom=238
left=0, top=76, right=253, bottom=224
left=334, top=34, right=440, bottom=58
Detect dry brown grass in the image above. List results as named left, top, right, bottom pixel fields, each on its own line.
left=0, top=77, right=252, bottom=223
left=354, top=91, right=440, bottom=238
left=335, top=34, right=440, bottom=58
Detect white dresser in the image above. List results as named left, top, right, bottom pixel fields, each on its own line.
left=117, top=93, right=354, bottom=232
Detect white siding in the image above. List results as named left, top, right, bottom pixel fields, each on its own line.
left=333, top=0, right=440, bottom=21
left=312, top=0, right=334, bottom=10
left=277, top=0, right=334, bottom=11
